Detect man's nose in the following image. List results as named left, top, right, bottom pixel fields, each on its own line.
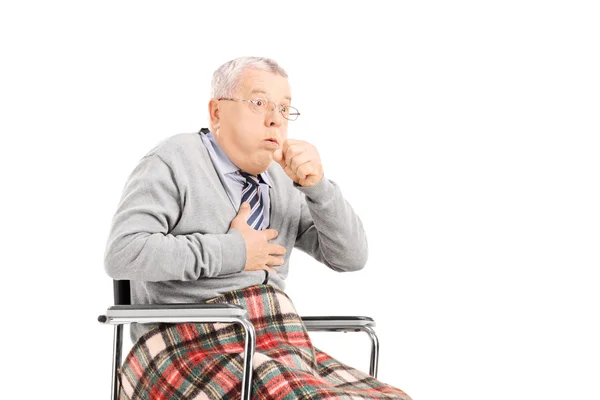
left=265, top=107, right=283, bottom=127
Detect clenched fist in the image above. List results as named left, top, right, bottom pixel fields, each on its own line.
left=273, top=139, right=324, bottom=187
left=229, top=202, right=287, bottom=273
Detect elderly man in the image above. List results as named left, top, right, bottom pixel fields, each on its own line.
left=104, top=57, right=410, bottom=399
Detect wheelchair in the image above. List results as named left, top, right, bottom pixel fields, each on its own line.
left=98, top=280, right=380, bottom=400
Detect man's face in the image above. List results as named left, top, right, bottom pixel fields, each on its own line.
left=211, top=68, right=292, bottom=175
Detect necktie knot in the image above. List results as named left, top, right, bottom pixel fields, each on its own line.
left=239, top=171, right=262, bottom=186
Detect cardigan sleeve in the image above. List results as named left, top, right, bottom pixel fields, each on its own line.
left=103, top=154, right=246, bottom=282
left=293, top=176, right=368, bottom=272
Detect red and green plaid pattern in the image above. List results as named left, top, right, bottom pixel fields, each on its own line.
left=119, top=285, right=411, bottom=399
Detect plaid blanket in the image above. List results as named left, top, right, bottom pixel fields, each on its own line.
left=119, top=285, right=411, bottom=399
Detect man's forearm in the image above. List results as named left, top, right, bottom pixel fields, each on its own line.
left=103, top=154, right=246, bottom=282
left=104, top=229, right=246, bottom=282
left=295, top=176, right=368, bottom=272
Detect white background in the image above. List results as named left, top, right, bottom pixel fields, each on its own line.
left=1, top=1, right=598, bottom=399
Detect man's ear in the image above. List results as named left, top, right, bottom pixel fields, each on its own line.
left=208, top=98, right=220, bottom=131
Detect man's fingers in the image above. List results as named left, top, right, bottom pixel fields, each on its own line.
left=231, top=202, right=251, bottom=229
left=289, top=152, right=311, bottom=174
left=237, top=202, right=251, bottom=218
left=266, top=256, right=285, bottom=266
left=262, top=266, right=277, bottom=274
left=281, top=139, right=300, bottom=155
left=263, top=229, right=279, bottom=241
left=268, top=244, right=287, bottom=256
left=273, top=149, right=284, bottom=166
left=284, top=164, right=298, bottom=183
left=276, top=140, right=318, bottom=184
left=279, top=140, right=302, bottom=165
left=283, top=143, right=303, bottom=163
left=296, top=161, right=315, bottom=180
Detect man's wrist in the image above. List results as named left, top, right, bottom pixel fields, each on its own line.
left=294, top=174, right=334, bottom=203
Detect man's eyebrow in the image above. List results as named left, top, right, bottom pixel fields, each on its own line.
left=249, top=89, right=292, bottom=102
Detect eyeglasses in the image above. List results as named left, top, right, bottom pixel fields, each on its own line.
left=218, top=97, right=301, bottom=121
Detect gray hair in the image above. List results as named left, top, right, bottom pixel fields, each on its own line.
left=211, top=56, right=288, bottom=99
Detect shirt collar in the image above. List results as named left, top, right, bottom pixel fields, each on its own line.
left=203, top=129, right=272, bottom=187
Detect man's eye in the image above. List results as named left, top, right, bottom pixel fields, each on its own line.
left=281, top=106, right=288, bottom=113
left=255, top=99, right=264, bottom=106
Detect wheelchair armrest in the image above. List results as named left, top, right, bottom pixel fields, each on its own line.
left=300, top=316, right=375, bottom=332
left=98, top=303, right=248, bottom=325
left=99, top=303, right=257, bottom=400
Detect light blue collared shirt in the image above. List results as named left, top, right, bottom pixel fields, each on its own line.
left=200, top=129, right=272, bottom=229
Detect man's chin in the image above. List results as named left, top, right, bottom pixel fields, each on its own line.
left=244, top=158, right=271, bottom=175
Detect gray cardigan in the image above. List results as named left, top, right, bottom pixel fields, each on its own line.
left=103, top=131, right=368, bottom=342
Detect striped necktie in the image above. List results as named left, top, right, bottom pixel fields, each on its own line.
left=239, top=171, right=265, bottom=230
